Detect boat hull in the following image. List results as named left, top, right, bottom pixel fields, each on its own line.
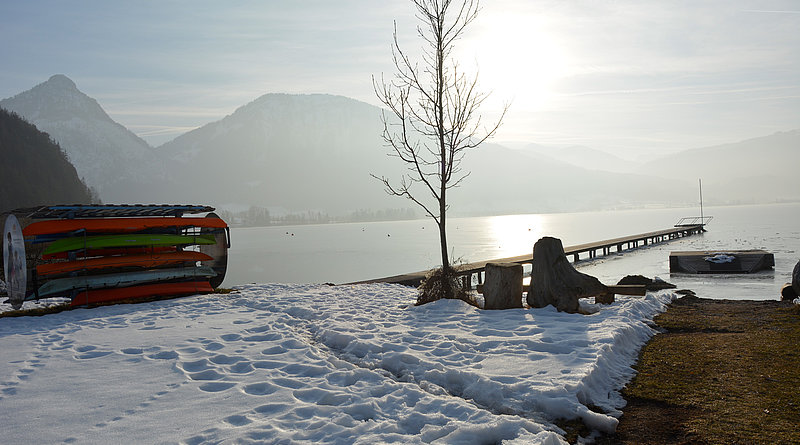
left=23, top=217, right=228, bottom=237
left=43, top=234, right=216, bottom=255
left=69, top=280, right=214, bottom=306
left=36, top=266, right=217, bottom=297
left=37, top=251, right=213, bottom=276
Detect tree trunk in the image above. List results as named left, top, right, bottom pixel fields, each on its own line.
left=439, top=200, right=448, bottom=271
left=438, top=163, right=450, bottom=296
left=527, top=237, right=608, bottom=313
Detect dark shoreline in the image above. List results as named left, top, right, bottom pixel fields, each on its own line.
left=597, top=295, right=800, bottom=444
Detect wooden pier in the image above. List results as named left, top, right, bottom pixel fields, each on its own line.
left=350, top=224, right=706, bottom=287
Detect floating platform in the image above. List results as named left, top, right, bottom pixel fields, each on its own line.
left=669, top=250, right=774, bottom=274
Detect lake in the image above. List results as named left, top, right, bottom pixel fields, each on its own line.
left=224, top=203, right=800, bottom=300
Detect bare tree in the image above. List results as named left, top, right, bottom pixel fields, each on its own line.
left=373, top=0, right=506, bottom=300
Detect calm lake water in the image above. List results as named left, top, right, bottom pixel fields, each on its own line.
left=225, top=203, right=800, bottom=300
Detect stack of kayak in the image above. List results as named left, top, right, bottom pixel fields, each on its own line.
left=3, top=204, right=229, bottom=309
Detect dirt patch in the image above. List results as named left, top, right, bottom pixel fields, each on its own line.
left=597, top=296, right=800, bottom=445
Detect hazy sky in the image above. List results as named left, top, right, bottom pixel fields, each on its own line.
left=1, top=0, right=798, bottom=159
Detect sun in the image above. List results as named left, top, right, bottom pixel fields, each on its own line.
left=457, top=13, right=568, bottom=112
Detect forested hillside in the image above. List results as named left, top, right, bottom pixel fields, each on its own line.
left=0, top=108, right=96, bottom=212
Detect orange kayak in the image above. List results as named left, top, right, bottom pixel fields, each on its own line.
left=23, top=217, right=228, bottom=237
left=37, top=251, right=213, bottom=276
left=70, top=280, right=214, bottom=306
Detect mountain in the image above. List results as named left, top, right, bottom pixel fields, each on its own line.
left=0, top=75, right=165, bottom=202
left=154, top=93, right=694, bottom=215
left=155, top=93, right=405, bottom=213
left=456, top=143, right=693, bottom=215
left=0, top=108, right=95, bottom=213
left=519, top=143, right=638, bottom=173
left=640, top=130, right=800, bottom=204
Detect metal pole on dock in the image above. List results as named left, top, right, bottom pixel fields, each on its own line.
left=699, top=178, right=705, bottom=231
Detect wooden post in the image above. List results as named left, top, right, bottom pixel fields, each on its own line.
left=483, top=263, right=524, bottom=310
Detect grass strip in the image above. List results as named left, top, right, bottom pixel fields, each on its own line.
left=603, top=295, right=800, bottom=444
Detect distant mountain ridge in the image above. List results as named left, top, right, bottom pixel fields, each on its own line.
left=640, top=130, right=800, bottom=204
left=520, top=143, right=638, bottom=173
left=0, top=75, right=165, bottom=201
left=459, top=143, right=693, bottom=214
left=2, top=74, right=796, bottom=214
left=154, top=93, right=403, bottom=212
left=154, top=93, right=697, bottom=214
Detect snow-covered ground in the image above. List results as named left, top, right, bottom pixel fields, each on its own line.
left=0, top=283, right=675, bottom=444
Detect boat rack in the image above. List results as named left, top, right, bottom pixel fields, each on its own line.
left=20, top=204, right=216, bottom=220
left=3, top=204, right=227, bottom=310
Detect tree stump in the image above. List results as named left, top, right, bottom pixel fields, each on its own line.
left=595, top=292, right=615, bottom=304
left=781, top=283, right=798, bottom=301
left=617, top=274, right=676, bottom=291
left=528, top=236, right=608, bottom=313
left=483, top=263, right=523, bottom=310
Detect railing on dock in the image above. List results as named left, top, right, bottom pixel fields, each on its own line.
left=350, top=224, right=707, bottom=288
left=675, top=216, right=713, bottom=228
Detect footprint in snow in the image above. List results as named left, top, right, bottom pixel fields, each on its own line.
left=199, top=382, right=236, bottom=393
left=224, top=414, right=252, bottom=426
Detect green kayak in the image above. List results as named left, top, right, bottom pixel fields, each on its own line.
left=43, top=233, right=217, bottom=255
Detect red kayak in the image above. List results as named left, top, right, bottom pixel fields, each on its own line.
left=37, top=251, right=213, bottom=276
left=42, top=246, right=177, bottom=260
left=23, top=217, right=227, bottom=237
left=70, top=280, right=214, bottom=306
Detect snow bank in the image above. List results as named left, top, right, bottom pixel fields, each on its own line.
left=0, top=284, right=674, bottom=444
